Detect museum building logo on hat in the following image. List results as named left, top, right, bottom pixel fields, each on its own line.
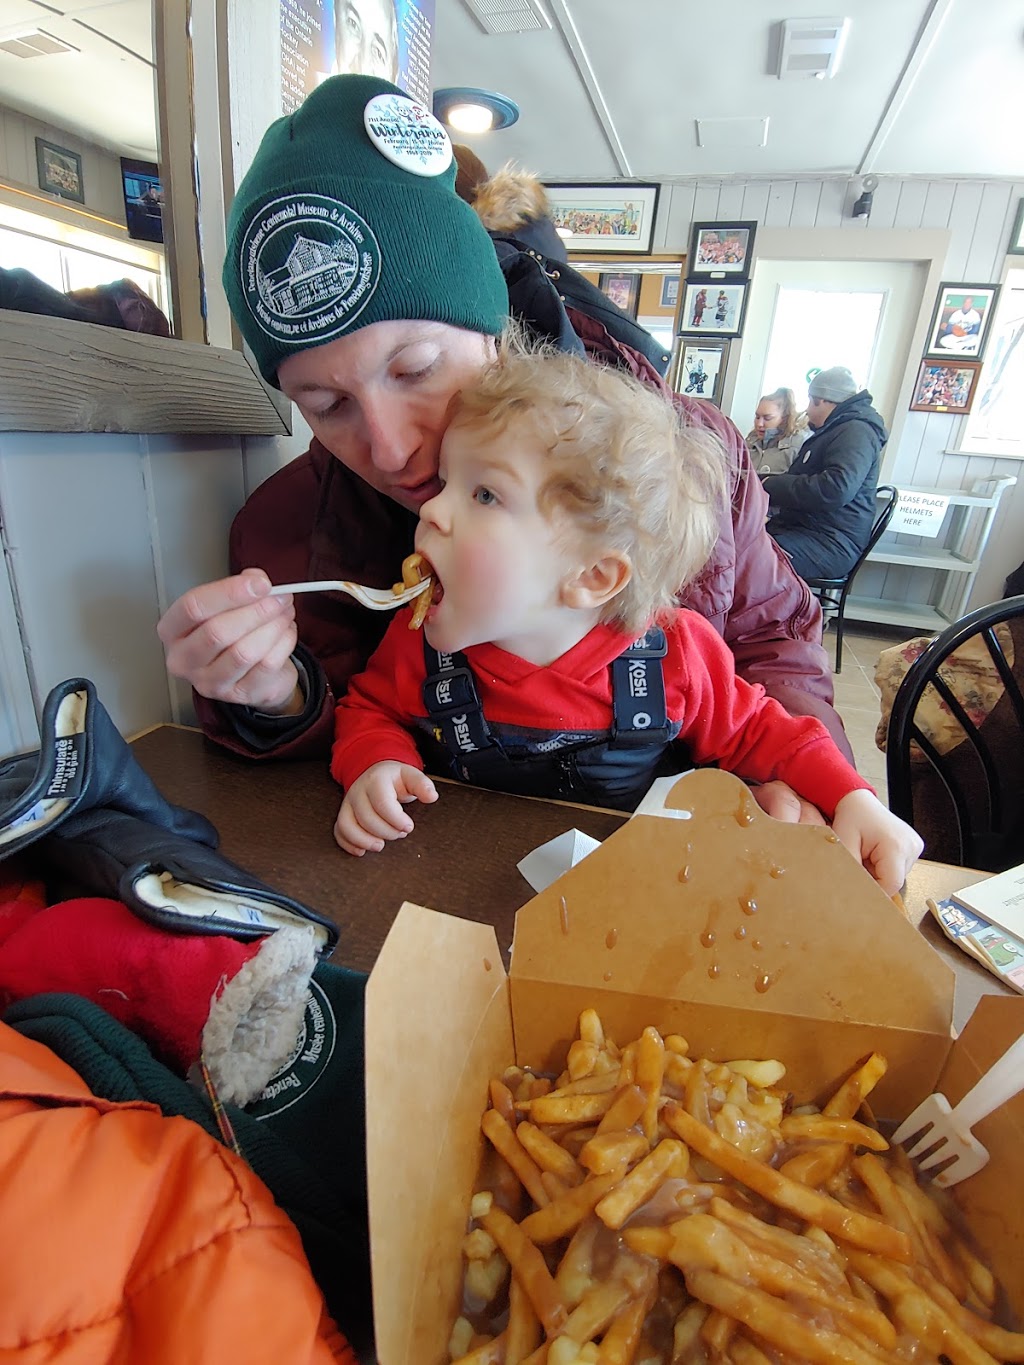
left=223, top=74, right=508, bottom=386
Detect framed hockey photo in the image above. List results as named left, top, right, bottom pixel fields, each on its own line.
left=924, top=283, right=1000, bottom=360
left=679, top=281, right=748, bottom=337
left=597, top=270, right=641, bottom=319
left=670, top=337, right=729, bottom=406
left=910, top=359, right=982, bottom=414
left=545, top=183, right=660, bottom=255
left=687, top=221, right=756, bottom=279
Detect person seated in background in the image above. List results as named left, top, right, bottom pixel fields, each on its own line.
left=763, top=367, right=887, bottom=582
left=331, top=345, right=921, bottom=894
left=746, top=387, right=809, bottom=479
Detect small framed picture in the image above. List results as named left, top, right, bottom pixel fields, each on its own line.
left=1009, top=197, right=1024, bottom=255
left=660, top=275, right=680, bottom=309
left=545, top=183, right=660, bottom=255
left=687, top=221, right=757, bottom=279
left=924, top=283, right=1000, bottom=360
left=598, top=271, right=641, bottom=319
left=910, top=359, right=982, bottom=414
left=679, top=281, right=748, bottom=337
left=35, top=137, right=84, bottom=204
left=670, top=337, right=730, bottom=406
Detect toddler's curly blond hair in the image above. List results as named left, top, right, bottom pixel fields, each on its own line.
left=448, top=345, right=727, bottom=635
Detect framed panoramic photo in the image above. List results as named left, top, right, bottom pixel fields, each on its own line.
left=679, top=280, right=748, bottom=337
left=687, top=221, right=757, bottom=279
left=910, top=359, right=982, bottom=414
left=545, top=183, right=660, bottom=255
left=924, top=282, right=1000, bottom=359
left=670, top=337, right=730, bottom=406
left=35, top=137, right=84, bottom=204
left=597, top=271, right=641, bottom=319
left=1008, top=197, right=1024, bottom=255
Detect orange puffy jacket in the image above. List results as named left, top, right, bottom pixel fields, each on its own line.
left=0, top=1021, right=356, bottom=1363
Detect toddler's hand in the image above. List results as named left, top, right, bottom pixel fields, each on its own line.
left=831, top=789, right=924, bottom=896
left=334, top=761, right=438, bottom=856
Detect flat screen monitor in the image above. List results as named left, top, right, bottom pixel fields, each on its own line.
left=121, top=157, right=164, bottom=244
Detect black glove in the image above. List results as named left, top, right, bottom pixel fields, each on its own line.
left=38, top=807, right=338, bottom=957
left=0, top=678, right=216, bottom=858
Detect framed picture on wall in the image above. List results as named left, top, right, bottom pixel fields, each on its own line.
left=924, top=282, right=1000, bottom=359
left=544, top=183, right=659, bottom=254
left=660, top=275, right=680, bottom=309
left=687, top=221, right=757, bottom=279
left=1008, top=198, right=1024, bottom=255
left=679, top=281, right=748, bottom=337
left=910, top=359, right=982, bottom=414
left=35, top=137, right=84, bottom=204
left=598, top=271, right=641, bottom=319
left=670, top=337, right=730, bottom=406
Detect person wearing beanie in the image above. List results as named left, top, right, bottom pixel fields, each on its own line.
left=763, top=367, right=888, bottom=582
left=158, top=74, right=855, bottom=825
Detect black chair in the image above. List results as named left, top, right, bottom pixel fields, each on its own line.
left=804, top=484, right=899, bottom=674
left=886, top=595, right=1024, bottom=871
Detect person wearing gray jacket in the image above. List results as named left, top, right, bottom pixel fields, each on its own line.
left=764, top=367, right=887, bottom=581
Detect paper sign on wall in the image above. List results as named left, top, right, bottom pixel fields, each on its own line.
left=888, top=490, right=949, bottom=538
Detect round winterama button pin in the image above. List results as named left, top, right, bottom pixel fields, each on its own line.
left=363, top=92, right=452, bottom=177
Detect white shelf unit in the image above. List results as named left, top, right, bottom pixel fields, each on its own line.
left=846, top=475, right=1017, bottom=633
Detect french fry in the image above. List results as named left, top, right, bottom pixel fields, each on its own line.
left=528, top=1092, right=617, bottom=1126
left=489, top=1078, right=517, bottom=1127
left=635, top=1026, right=666, bottom=1144
left=561, top=1280, right=634, bottom=1345
left=778, top=1142, right=850, bottom=1188
left=780, top=1114, right=889, bottom=1151
left=578, top=1130, right=649, bottom=1175
left=481, top=1107, right=550, bottom=1208
left=520, top=1171, right=624, bottom=1244
left=595, top=1139, right=688, bottom=1230
left=663, top=1103, right=912, bottom=1263
left=480, top=1205, right=568, bottom=1336
left=450, top=1330, right=509, bottom=1365
left=700, top=1308, right=734, bottom=1355
left=555, top=1219, right=599, bottom=1309
left=684, top=1268, right=887, bottom=1365
left=670, top=1301, right=708, bottom=1359
left=595, top=1085, right=647, bottom=1136
left=507, top=1270, right=543, bottom=1365
left=730, top=1336, right=775, bottom=1365
left=518, top=1122, right=584, bottom=1187
left=578, top=1008, right=605, bottom=1049
left=822, top=1053, right=888, bottom=1119
left=594, top=1289, right=653, bottom=1365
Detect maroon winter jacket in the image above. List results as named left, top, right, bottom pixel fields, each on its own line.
left=195, top=314, right=847, bottom=765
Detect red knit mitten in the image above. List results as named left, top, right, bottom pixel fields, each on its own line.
left=0, top=895, right=317, bottom=1106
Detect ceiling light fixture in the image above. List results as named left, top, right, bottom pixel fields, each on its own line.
left=432, top=87, right=520, bottom=134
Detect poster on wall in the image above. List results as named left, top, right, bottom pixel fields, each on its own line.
left=280, top=0, right=434, bottom=115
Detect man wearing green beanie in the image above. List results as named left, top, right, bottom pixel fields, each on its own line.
left=159, top=74, right=854, bottom=812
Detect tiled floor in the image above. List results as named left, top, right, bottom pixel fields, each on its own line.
left=823, top=621, right=922, bottom=803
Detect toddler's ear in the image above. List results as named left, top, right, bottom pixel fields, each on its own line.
left=561, top=553, right=632, bottom=611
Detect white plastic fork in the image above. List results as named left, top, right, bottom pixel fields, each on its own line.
left=890, top=1032, right=1024, bottom=1187
left=268, top=578, right=430, bottom=610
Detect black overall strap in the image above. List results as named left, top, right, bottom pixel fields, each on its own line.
left=611, top=627, right=670, bottom=746
left=421, top=642, right=506, bottom=777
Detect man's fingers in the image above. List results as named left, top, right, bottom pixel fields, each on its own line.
left=157, top=569, right=272, bottom=644
left=187, top=615, right=298, bottom=700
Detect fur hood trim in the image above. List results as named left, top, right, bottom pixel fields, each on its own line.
left=472, top=166, right=553, bottom=233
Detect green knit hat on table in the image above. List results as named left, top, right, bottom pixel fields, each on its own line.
left=223, top=75, right=508, bottom=386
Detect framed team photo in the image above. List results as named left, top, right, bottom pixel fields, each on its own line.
left=687, top=221, right=757, bottom=279
left=910, top=359, right=982, bottom=414
left=545, top=183, right=660, bottom=255
left=598, top=270, right=641, bottom=319
left=924, top=283, right=1000, bottom=360
left=669, top=337, right=729, bottom=406
left=679, top=281, right=748, bottom=337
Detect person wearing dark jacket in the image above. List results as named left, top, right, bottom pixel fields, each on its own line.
left=156, top=74, right=854, bottom=821
left=764, top=367, right=887, bottom=581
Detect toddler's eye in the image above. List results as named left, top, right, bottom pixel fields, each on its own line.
left=473, top=486, right=497, bottom=506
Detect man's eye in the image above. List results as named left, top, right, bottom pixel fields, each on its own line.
left=473, top=486, right=497, bottom=506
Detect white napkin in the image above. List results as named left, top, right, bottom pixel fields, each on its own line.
left=517, top=827, right=602, bottom=894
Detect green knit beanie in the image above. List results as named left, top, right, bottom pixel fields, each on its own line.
left=223, top=75, right=508, bottom=385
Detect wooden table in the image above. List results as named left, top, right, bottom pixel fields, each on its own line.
left=131, top=726, right=1011, bottom=1032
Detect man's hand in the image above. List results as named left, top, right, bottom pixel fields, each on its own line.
left=157, top=569, right=303, bottom=713
left=334, top=761, right=438, bottom=856
left=751, top=780, right=828, bottom=827
left=832, top=788, right=924, bottom=896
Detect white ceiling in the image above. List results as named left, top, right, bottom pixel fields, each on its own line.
left=0, top=0, right=1019, bottom=178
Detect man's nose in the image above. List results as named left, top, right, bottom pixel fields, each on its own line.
left=362, top=396, right=418, bottom=474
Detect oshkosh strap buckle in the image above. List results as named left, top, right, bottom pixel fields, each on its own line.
left=612, top=627, right=670, bottom=747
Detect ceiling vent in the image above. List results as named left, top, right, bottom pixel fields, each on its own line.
left=777, top=17, right=849, bottom=80
left=0, top=28, right=79, bottom=59
left=458, top=0, right=551, bottom=35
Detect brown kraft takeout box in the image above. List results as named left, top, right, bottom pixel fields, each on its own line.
left=364, top=768, right=1024, bottom=1363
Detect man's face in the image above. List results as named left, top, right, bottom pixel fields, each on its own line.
left=336, top=0, right=398, bottom=82
left=961, top=297, right=974, bottom=312
left=806, top=396, right=835, bottom=429
left=277, top=320, right=497, bottom=512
